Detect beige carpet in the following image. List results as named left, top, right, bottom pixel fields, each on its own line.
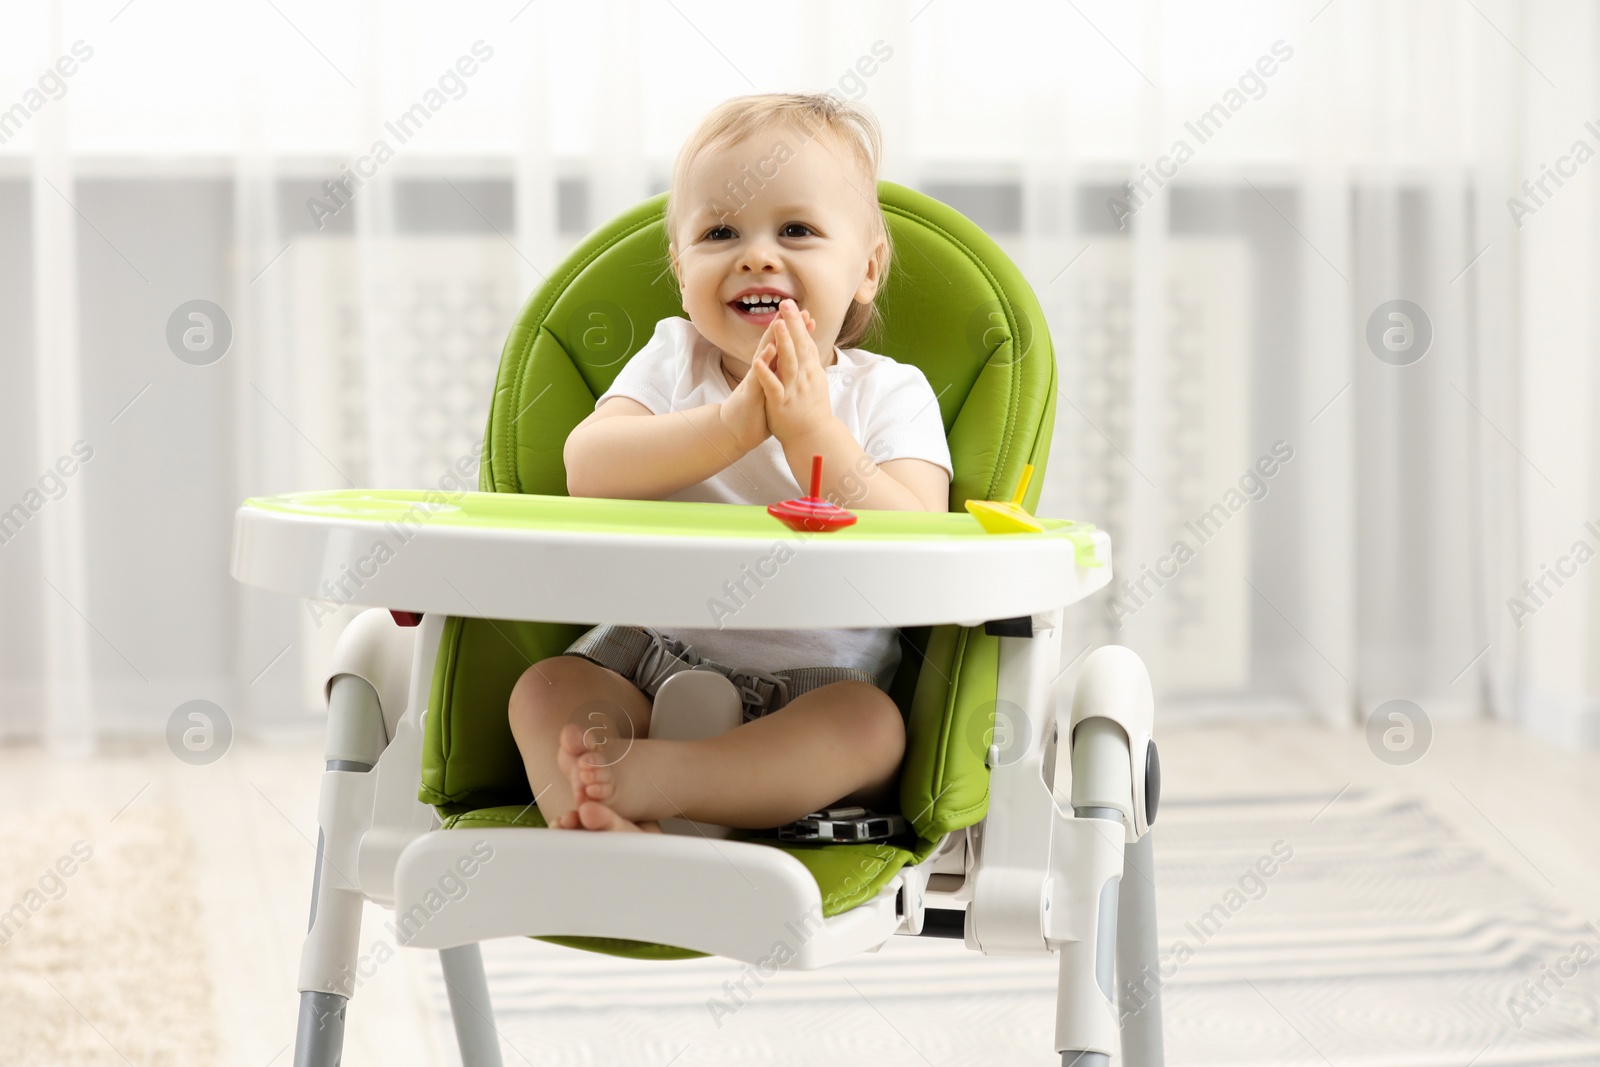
left=0, top=803, right=219, bottom=1066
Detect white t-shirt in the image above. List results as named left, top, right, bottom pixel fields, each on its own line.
left=591, top=315, right=953, bottom=691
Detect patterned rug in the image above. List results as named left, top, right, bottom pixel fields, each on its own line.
left=422, top=790, right=1600, bottom=1066
left=0, top=804, right=220, bottom=1066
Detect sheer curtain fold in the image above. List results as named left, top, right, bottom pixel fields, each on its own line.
left=30, top=0, right=93, bottom=755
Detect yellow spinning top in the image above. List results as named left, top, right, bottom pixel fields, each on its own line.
left=965, top=464, right=1045, bottom=534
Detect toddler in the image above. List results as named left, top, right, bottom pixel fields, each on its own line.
left=507, top=92, right=953, bottom=834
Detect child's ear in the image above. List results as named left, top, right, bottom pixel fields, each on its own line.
left=853, top=234, right=888, bottom=303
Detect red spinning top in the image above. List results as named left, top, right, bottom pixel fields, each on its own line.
left=767, top=454, right=857, bottom=532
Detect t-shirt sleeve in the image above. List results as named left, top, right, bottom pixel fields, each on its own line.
left=593, top=318, right=682, bottom=416
left=861, top=363, right=954, bottom=480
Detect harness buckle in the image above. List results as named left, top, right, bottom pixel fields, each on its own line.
left=729, top=667, right=790, bottom=718
left=635, top=628, right=696, bottom=695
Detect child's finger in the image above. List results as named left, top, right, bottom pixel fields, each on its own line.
left=781, top=300, right=817, bottom=364
left=752, top=319, right=781, bottom=360
left=780, top=298, right=804, bottom=335
left=775, top=318, right=798, bottom=381
left=756, top=352, right=782, bottom=399
left=784, top=319, right=806, bottom=377
left=735, top=346, right=764, bottom=390
left=748, top=344, right=772, bottom=381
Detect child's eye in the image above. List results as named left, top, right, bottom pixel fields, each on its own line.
left=704, top=225, right=735, bottom=240
left=781, top=222, right=814, bottom=238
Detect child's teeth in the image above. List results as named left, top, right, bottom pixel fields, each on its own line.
left=733, top=293, right=795, bottom=314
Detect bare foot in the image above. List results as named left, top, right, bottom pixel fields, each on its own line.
left=574, top=798, right=663, bottom=833
left=555, top=722, right=663, bottom=833
left=554, top=723, right=591, bottom=820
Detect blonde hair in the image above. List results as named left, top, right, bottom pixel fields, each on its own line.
left=665, top=92, right=893, bottom=350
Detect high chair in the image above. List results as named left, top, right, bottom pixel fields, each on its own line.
left=240, top=181, right=1165, bottom=1066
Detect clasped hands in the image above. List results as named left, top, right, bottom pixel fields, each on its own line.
left=719, top=298, right=837, bottom=453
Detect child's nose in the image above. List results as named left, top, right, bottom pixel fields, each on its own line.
left=737, top=239, right=782, bottom=273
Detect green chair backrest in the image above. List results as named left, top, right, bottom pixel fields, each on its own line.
left=419, top=181, right=1058, bottom=850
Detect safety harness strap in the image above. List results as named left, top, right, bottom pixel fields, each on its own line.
left=565, top=624, right=880, bottom=722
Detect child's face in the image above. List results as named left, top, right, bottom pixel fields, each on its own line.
left=670, top=127, right=885, bottom=369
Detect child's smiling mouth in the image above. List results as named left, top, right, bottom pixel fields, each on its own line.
left=727, top=287, right=795, bottom=324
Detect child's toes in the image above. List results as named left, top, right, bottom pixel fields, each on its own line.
left=579, top=754, right=613, bottom=785
left=558, top=722, right=587, bottom=761
left=578, top=800, right=642, bottom=833
left=576, top=801, right=610, bottom=831
left=555, top=725, right=582, bottom=774
left=557, top=729, right=594, bottom=805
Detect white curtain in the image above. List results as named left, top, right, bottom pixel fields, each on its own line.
left=4, top=0, right=1596, bottom=750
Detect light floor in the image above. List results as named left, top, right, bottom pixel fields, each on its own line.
left=3, top=715, right=1597, bottom=1066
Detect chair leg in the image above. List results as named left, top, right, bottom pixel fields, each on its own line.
left=1055, top=714, right=1137, bottom=1064
left=1056, top=806, right=1121, bottom=1067
left=1116, top=828, right=1165, bottom=1066
left=293, top=674, right=387, bottom=1067
left=439, top=944, right=504, bottom=1067
left=293, top=991, right=348, bottom=1067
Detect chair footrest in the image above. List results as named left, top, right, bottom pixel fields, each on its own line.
left=392, top=828, right=903, bottom=968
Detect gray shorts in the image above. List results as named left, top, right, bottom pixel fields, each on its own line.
left=564, top=623, right=880, bottom=723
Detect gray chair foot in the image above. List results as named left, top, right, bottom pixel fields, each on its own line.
left=294, top=990, right=347, bottom=1067
left=440, top=943, right=504, bottom=1067
left=1062, top=1052, right=1110, bottom=1067
left=1117, top=829, right=1166, bottom=1066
